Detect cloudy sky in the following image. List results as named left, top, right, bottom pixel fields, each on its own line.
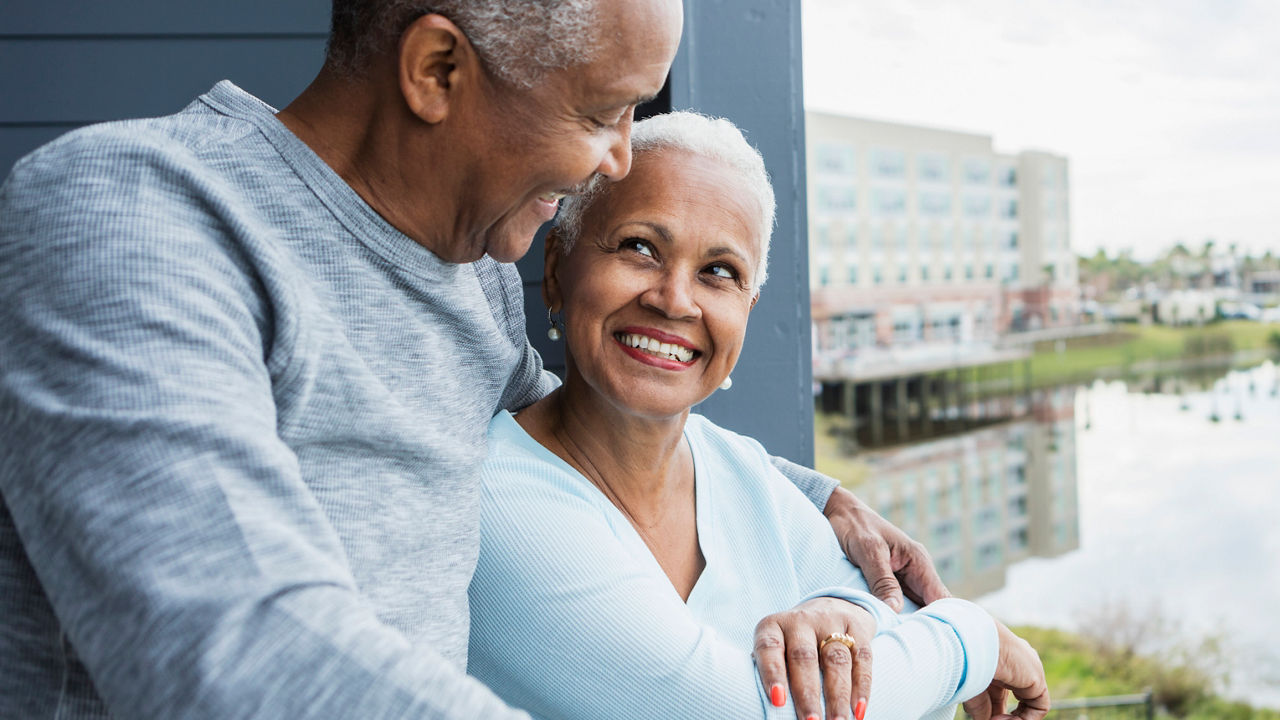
left=802, top=0, right=1280, bottom=260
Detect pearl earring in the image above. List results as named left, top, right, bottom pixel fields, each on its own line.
left=719, top=376, right=733, bottom=391
left=546, top=308, right=563, bottom=341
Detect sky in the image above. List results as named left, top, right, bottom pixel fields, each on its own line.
left=802, top=0, right=1280, bottom=261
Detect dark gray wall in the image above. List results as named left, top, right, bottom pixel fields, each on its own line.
left=3, top=0, right=814, bottom=467
left=522, top=0, right=816, bottom=466
left=0, top=1, right=327, bottom=174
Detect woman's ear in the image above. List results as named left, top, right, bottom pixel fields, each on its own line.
left=543, top=229, right=566, bottom=311
left=398, top=14, right=474, bottom=124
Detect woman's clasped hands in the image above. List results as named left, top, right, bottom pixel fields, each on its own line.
left=753, top=597, right=875, bottom=720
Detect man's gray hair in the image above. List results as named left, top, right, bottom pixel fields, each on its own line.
left=327, top=0, right=598, bottom=89
left=556, top=111, right=777, bottom=290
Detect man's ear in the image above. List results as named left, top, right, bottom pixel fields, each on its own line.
left=543, top=229, right=566, bottom=311
left=398, top=14, right=474, bottom=124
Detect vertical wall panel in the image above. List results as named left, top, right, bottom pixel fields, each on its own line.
left=668, top=0, right=815, bottom=465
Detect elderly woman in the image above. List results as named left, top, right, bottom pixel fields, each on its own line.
left=467, top=112, right=1048, bottom=720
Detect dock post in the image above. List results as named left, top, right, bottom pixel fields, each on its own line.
left=895, top=377, right=909, bottom=441
left=870, top=381, right=884, bottom=446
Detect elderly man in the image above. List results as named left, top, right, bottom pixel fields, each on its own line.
left=0, top=0, right=946, bottom=718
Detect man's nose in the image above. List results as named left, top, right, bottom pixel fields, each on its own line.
left=595, top=117, right=633, bottom=181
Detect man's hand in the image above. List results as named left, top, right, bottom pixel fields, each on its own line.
left=962, top=622, right=1050, bottom=720
left=823, top=486, right=949, bottom=611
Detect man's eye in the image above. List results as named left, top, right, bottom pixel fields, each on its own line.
left=592, top=106, right=631, bottom=129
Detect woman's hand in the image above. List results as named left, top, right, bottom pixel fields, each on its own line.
left=962, top=621, right=1050, bottom=720
left=753, top=596, right=875, bottom=720
left=822, top=487, right=950, bottom=612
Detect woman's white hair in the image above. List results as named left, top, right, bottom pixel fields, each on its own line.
left=556, top=111, right=776, bottom=290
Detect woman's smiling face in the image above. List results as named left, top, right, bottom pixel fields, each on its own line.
left=546, top=148, right=764, bottom=420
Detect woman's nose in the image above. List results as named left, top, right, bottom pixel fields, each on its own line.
left=642, top=271, right=700, bottom=320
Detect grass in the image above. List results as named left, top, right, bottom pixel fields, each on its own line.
left=1009, top=625, right=1280, bottom=719
left=813, top=411, right=871, bottom=489
left=1027, top=320, right=1279, bottom=387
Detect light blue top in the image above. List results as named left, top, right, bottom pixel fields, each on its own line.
left=469, top=411, right=999, bottom=720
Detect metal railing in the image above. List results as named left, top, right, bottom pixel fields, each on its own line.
left=1043, top=692, right=1154, bottom=720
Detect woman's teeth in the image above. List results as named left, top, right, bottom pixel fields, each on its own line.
left=617, top=333, right=695, bottom=362
left=539, top=192, right=567, bottom=203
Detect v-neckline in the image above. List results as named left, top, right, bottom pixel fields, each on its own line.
left=501, top=411, right=713, bottom=605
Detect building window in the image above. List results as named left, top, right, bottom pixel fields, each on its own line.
left=920, top=266, right=930, bottom=282
left=985, top=263, right=994, bottom=278
left=872, top=225, right=886, bottom=250
left=871, top=147, right=907, bottom=179
left=818, top=185, right=857, bottom=213
left=818, top=266, right=830, bottom=286
left=944, top=266, right=953, bottom=281
left=873, top=266, right=884, bottom=285
left=1006, top=231, right=1019, bottom=250
left=898, top=265, right=910, bottom=284
left=814, top=224, right=832, bottom=250
left=965, top=265, right=974, bottom=280
left=816, top=142, right=856, bottom=175
left=917, top=153, right=950, bottom=183
left=920, top=190, right=951, bottom=217
left=847, top=266, right=858, bottom=285
left=873, top=187, right=907, bottom=216
left=1002, top=199, right=1018, bottom=219
left=963, top=194, right=992, bottom=218
left=963, top=157, right=991, bottom=185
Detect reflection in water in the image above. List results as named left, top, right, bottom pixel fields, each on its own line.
left=857, top=387, right=1080, bottom=598
left=980, top=361, right=1280, bottom=709
left=839, top=361, right=1280, bottom=706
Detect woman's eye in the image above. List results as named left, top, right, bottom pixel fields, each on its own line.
left=623, top=238, right=655, bottom=257
left=706, top=264, right=738, bottom=280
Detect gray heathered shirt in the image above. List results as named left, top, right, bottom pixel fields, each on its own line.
left=0, top=81, right=837, bottom=719
left=0, top=81, right=549, bottom=719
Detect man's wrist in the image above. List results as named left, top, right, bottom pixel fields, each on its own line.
left=823, top=485, right=868, bottom=519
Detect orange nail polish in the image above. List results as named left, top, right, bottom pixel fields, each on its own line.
left=770, top=684, right=785, bottom=707
left=854, top=697, right=867, bottom=720
left=805, top=715, right=819, bottom=720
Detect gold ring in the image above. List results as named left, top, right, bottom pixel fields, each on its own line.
left=819, top=632, right=858, bottom=653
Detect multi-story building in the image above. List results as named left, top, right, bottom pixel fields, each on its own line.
left=806, top=113, right=1078, bottom=378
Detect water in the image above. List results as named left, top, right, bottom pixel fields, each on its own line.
left=852, top=361, right=1280, bottom=707
left=978, top=363, right=1280, bottom=708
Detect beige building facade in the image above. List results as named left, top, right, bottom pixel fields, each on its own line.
left=806, top=113, right=1078, bottom=378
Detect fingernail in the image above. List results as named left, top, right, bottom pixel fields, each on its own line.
left=805, top=715, right=819, bottom=720
left=854, top=697, right=867, bottom=720
left=770, top=684, right=785, bottom=707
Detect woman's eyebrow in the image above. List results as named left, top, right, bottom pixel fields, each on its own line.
left=617, top=221, right=673, bottom=245
left=705, top=245, right=751, bottom=264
